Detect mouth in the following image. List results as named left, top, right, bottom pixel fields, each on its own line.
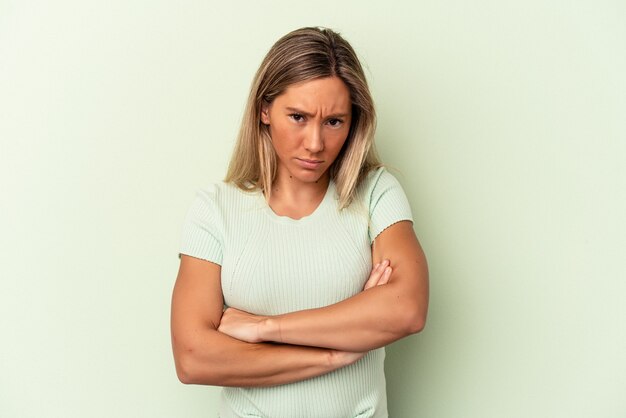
left=296, top=158, right=324, bottom=169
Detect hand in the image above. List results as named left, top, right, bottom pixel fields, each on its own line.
left=218, top=307, right=268, bottom=343
left=362, top=259, right=392, bottom=290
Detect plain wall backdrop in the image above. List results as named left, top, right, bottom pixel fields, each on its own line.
left=1, top=1, right=624, bottom=417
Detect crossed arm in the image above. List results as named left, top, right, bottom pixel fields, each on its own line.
left=170, top=220, right=429, bottom=387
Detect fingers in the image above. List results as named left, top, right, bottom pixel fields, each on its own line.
left=363, top=261, right=383, bottom=290
left=363, top=259, right=392, bottom=290
left=378, top=264, right=392, bottom=286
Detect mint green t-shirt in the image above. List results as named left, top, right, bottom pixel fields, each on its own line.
left=180, top=167, right=413, bottom=418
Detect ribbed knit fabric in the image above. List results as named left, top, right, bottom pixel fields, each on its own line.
left=179, top=167, right=413, bottom=418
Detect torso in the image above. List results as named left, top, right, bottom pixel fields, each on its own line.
left=180, top=167, right=410, bottom=417
left=213, top=178, right=387, bottom=417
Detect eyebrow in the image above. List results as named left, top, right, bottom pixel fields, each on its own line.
left=285, top=106, right=349, bottom=119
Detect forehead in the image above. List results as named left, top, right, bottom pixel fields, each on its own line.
left=276, top=76, right=352, bottom=111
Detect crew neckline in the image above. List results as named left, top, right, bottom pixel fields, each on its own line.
left=259, top=181, right=335, bottom=225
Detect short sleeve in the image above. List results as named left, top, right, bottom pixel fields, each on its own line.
left=367, top=168, right=414, bottom=243
left=179, top=185, right=224, bottom=265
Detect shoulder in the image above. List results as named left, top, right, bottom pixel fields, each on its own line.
left=358, top=167, right=407, bottom=204
left=189, top=181, right=266, bottom=234
left=365, top=166, right=400, bottom=185
left=180, top=181, right=260, bottom=262
left=184, top=182, right=239, bottom=227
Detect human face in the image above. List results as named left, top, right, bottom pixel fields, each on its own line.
left=261, top=76, right=352, bottom=186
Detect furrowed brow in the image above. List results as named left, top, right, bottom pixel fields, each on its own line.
left=285, top=106, right=349, bottom=119
left=285, top=107, right=314, bottom=117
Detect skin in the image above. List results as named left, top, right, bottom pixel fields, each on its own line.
left=260, top=76, right=352, bottom=218
left=170, top=76, right=429, bottom=387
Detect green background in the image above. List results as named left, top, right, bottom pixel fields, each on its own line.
left=1, top=1, right=624, bottom=417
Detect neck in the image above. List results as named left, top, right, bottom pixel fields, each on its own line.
left=264, top=172, right=331, bottom=220
left=274, top=174, right=328, bottom=197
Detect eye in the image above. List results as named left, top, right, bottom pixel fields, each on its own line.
left=327, top=118, right=343, bottom=127
left=289, top=113, right=305, bottom=122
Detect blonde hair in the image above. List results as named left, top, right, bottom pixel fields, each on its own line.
left=225, top=27, right=382, bottom=209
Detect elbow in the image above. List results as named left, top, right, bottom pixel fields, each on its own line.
left=176, top=368, right=194, bottom=385
left=172, top=337, right=199, bottom=384
left=174, top=351, right=199, bottom=385
left=172, top=332, right=243, bottom=386
left=405, top=313, right=426, bottom=335
left=398, top=304, right=427, bottom=336
left=174, top=348, right=220, bottom=386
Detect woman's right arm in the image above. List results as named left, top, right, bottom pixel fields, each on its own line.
left=170, top=254, right=362, bottom=387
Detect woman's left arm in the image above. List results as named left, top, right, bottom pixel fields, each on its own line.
left=218, top=220, right=429, bottom=352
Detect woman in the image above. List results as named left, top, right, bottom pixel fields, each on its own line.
left=171, top=27, right=429, bottom=418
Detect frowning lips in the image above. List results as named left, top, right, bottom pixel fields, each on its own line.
left=295, top=158, right=324, bottom=169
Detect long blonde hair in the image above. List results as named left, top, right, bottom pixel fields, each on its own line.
left=225, top=27, right=381, bottom=209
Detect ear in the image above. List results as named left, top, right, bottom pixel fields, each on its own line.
left=260, top=102, right=271, bottom=125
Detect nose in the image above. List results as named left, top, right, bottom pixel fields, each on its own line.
left=304, top=124, right=324, bottom=153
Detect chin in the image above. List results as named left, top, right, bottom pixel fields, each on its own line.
left=289, top=167, right=328, bottom=184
